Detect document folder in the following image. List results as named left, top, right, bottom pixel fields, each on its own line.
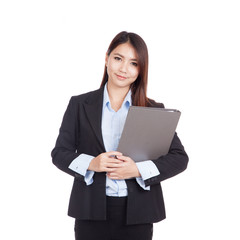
left=117, top=106, right=181, bottom=162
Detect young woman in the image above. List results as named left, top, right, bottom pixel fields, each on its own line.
left=51, top=31, right=189, bottom=240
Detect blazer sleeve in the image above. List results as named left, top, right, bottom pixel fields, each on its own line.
left=144, top=132, right=189, bottom=187
left=144, top=99, right=189, bottom=186
left=51, top=97, right=81, bottom=177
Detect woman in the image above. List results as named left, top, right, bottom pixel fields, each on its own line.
left=51, top=31, right=188, bottom=240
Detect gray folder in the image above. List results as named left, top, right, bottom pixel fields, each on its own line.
left=117, top=106, right=181, bottom=162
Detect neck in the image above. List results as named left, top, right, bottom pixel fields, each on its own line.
left=107, top=83, right=130, bottom=112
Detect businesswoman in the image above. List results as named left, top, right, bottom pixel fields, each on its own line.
left=51, top=31, right=188, bottom=240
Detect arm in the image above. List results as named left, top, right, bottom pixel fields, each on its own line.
left=136, top=161, right=160, bottom=181
left=107, top=133, right=188, bottom=187
left=51, top=97, right=126, bottom=178
left=69, top=152, right=123, bottom=184
left=144, top=132, right=189, bottom=187
left=144, top=101, right=189, bottom=186
left=68, top=154, right=95, bottom=185
left=51, top=97, right=81, bottom=177
left=107, top=157, right=160, bottom=190
left=135, top=161, right=160, bottom=190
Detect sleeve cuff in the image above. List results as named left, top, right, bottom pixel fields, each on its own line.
left=135, top=160, right=160, bottom=190
left=136, top=177, right=150, bottom=190
left=68, top=154, right=95, bottom=185
left=136, top=160, right=160, bottom=180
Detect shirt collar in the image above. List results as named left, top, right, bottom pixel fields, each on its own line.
left=103, top=83, right=132, bottom=109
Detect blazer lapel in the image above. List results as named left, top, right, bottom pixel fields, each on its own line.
left=83, top=88, right=105, bottom=151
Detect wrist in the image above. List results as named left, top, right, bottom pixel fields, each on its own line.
left=88, top=158, right=95, bottom=171
left=134, top=164, right=141, bottom=178
left=136, top=169, right=141, bottom=178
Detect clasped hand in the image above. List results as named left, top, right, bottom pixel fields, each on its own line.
left=88, top=151, right=140, bottom=179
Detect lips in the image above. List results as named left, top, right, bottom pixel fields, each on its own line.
left=116, top=74, right=127, bottom=80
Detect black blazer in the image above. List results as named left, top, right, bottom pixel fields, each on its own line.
left=51, top=87, right=189, bottom=225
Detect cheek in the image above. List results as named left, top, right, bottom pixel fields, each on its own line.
left=107, top=61, right=119, bottom=73
left=129, top=67, right=139, bottom=79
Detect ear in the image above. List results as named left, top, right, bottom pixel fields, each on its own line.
left=105, top=53, right=109, bottom=67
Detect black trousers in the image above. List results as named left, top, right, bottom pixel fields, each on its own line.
left=74, top=197, right=153, bottom=240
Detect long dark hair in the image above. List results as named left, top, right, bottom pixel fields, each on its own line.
left=100, top=31, right=149, bottom=106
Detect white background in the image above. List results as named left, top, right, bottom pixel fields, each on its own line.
left=1, top=0, right=239, bottom=239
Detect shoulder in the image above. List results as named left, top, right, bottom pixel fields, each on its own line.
left=70, top=87, right=104, bottom=104
left=147, top=98, right=165, bottom=108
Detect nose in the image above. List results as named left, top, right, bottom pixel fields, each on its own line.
left=119, top=61, right=127, bottom=73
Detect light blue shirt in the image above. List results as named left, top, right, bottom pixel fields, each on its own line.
left=69, top=84, right=160, bottom=196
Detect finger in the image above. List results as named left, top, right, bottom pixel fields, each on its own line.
left=116, top=155, right=132, bottom=162
left=107, top=172, right=120, bottom=179
left=106, top=158, right=124, bottom=164
left=105, top=163, right=123, bottom=168
left=105, top=168, right=118, bottom=173
left=102, top=165, right=121, bottom=172
left=98, top=157, right=122, bottom=167
left=106, top=151, right=123, bottom=157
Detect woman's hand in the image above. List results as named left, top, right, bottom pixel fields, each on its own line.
left=88, top=151, right=123, bottom=172
left=107, top=155, right=141, bottom=180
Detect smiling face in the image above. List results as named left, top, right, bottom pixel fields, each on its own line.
left=105, top=42, right=140, bottom=91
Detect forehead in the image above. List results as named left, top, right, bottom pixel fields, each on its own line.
left=111, top=42, right=138, bottom=60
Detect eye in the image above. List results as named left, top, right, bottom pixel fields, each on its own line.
left=131, top=62, right=138, bottom=67
left=114, top=57, right=122, bottom=61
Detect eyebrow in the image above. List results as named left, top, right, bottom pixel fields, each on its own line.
left=114, top=53, right=138, bottom=62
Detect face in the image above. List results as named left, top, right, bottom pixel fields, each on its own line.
left=105, top=42, right=139, bottom=91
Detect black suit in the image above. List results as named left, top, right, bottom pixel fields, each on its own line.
left=51, top=87, right=188, bottom=225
